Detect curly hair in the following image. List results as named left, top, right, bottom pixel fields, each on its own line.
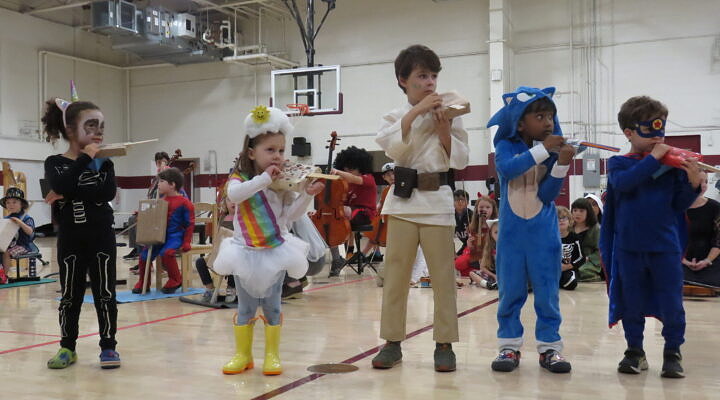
left=41, top=98, right=100, bottom=143
left=333, top=146, right=373, bottom=174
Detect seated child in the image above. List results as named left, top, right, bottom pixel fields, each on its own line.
left=572, top=197, right=602, bottom=282
left=454, top=190, right=473, bottom=256
left=328, top=146, right=377, bottom=276
left=469, top=218, right=498, bottom=289
left=557, top=206, right=583, bottom=290
left=455, top=195, right=498, bottom=277
left=196, top=196, right=236, bottom=303
left=0, top=188, right=35, bottom=284
left=133, top=168, right=194, bottom=294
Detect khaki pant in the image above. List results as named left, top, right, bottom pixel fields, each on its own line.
left=380, top=216, right=459, bottom=343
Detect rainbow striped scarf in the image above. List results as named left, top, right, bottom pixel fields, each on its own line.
left=230, top=173, right=285, bottom=248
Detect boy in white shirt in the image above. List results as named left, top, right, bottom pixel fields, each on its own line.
left=372, top=45, right=469, bottom=372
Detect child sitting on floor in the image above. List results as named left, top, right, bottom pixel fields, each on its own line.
left=0, top=188, right=36, bottom=284
left=469, top=219, right=498, bottom=289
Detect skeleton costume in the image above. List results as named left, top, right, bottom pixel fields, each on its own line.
left=44, top=97, right=118, bottom=354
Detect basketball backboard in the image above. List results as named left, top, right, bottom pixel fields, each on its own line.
left=270, top=65, right=342, bottom=116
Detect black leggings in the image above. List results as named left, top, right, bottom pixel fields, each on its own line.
left=195, top=257, right=235, bottom=288
left=57, top=226, right=117, bottom=351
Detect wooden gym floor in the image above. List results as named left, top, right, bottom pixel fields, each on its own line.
left=0, top=237, right=718, bottom=399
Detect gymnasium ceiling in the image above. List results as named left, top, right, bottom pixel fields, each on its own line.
left=0, top=0, right=291, bottom=28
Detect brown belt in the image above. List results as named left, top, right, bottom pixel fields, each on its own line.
left=394, top=167, right=450, bottom=198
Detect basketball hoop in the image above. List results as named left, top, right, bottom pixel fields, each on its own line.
left=286, top=103, right=310, bottom=117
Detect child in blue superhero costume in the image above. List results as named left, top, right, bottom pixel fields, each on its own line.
left=600, top=96, right=702, bottom=378
left=487, top=86, right=576, bottom=373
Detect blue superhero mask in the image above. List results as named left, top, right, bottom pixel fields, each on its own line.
left=635, top=118, right=665, bottom=138
left=487, top=86, right=563, bottom=146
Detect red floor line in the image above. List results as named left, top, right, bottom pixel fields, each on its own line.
left=0, top=330, right=62, bottom=338
left=250, top=297, right=500, bottom=400
left=0, top=274, right=373, bottom=356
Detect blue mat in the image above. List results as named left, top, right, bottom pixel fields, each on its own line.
left=56, top=288, right=205, bottom=304
left=0, top=278, right=56, bottom=289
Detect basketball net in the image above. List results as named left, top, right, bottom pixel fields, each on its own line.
left=286, top=103, right=310, bottom=130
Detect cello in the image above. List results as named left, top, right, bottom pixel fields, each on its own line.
left=362, top=185, right=390, bottom=247
left=311, top=132, right=351, bottom=247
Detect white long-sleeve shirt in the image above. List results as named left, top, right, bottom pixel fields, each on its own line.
left=227, top=171, right=313, bottom=241
left=376, top=103, right=469, bottom=226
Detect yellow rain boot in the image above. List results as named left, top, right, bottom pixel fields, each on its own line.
left=263, top=320, right=282, bottom=376
left=222, top=318, right=256, bottom=375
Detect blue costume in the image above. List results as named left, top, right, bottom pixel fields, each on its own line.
left=487, top=86, right=568, bottom=353
left=600, top=153, right=698, bottom=350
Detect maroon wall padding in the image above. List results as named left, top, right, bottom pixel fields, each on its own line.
left=116, top=152, right=719, bottom=190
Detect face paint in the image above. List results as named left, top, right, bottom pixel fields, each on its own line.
left=75, top=109, right=105, bottom=147
left=635, top=118, right=665, bottom=138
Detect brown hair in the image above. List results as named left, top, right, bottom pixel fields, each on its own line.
left=41, top=98, right=100, bottom=143
left=570, top=197, right=598, bottom=228
left=468, top=196, right=498, bottom=235
left=617, top=96, right=668, bottom=131
left=158, top=167, right=184, bottom=191
left=154, top=152, right=170, bottom=162
left=233, top=132, right=285, bottom=179
left=480, top=223, right=498, bottom=273
left=394, top=45, right=441, bottom=93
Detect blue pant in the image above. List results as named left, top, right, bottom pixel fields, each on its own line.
left=496, top=239, right=562, bottom=352
left=234, top=275, right=283, bottom=326
left=616, top=249, right=685, bottom=350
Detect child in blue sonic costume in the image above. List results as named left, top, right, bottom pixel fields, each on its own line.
left=487, top=86, right=576, bottom=373
left=600, top=96, right=702, bottom=379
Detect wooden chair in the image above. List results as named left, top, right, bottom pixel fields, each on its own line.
left=180, top=202, right=216, bottom=291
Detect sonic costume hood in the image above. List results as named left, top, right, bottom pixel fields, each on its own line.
left=487, top=86, right=562, bottom=146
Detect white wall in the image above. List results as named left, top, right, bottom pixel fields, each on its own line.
left=0, top=7, right=129, bottom=224
left=2, top=0, right=719, bottom=215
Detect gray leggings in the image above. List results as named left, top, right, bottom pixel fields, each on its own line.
left=234, top=275, right=283, bottom=326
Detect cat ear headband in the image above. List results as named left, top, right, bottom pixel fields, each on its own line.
left=55, top=80, right=80, bottom=129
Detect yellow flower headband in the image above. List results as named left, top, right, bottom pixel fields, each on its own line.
left=244, top=105, right=293, bottom=138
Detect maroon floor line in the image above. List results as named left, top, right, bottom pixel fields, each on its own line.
left=304, top=277, right=374, bottom=292
left=250, top=297, right=500, bottom=400
left=0, top=276, right=371, bottom=356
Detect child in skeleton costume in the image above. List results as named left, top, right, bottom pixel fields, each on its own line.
left=213, top=106, right=324, bottom=376
left=487, top=86, right=576, bottom=373
left=42, top=93, right=121, bottom=370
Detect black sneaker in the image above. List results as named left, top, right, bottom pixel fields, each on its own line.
left=661, top=350, right=684, bottom=378
left=434, top=343, right=456, bottom=372
left=618, top=348, right=648, bottom=374
left=328, top=258, right=345, bottom=277
left=282, top=283, right=303, bottom=300
left=371, top=341, right=402, bottom=369
left=539, top=349, right=571, bottom=373
left=123, top=249, right=138, bottom=260
left=491, top=349, right=521, bottom=372
left=129, top=264, right=139, bottom=272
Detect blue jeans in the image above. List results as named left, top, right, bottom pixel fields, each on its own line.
left=234, top=275, right=283, bottom=325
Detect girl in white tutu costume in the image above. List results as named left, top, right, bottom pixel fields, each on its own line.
left=215, top=105, right=325, bottom=376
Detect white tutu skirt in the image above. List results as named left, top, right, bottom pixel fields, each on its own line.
left=213, top=234, right=309, bottom=298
